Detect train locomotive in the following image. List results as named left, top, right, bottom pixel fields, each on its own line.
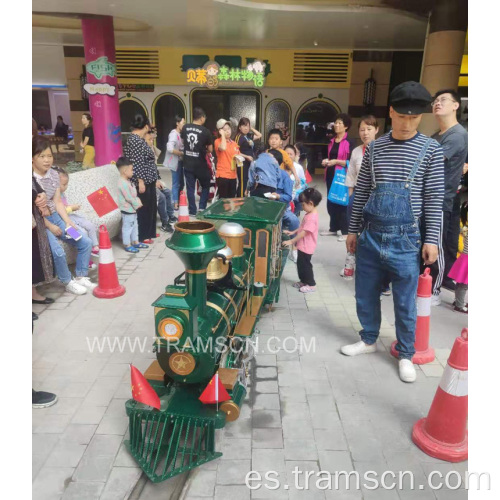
left=124, top=196, right=289, bottom=482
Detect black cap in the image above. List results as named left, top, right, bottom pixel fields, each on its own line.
left=390, top=81, right=432, bottom=115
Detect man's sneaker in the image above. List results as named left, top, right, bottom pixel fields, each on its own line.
left=340, top=341, right=377, bottom=356
left=75, top=277, right=97, bottom=291
left=65, top=279, right=87, bottom=295
left=288, top=249, right=298, bottom=263
left=399, top=359, right=417, bottom=383
left=431, top=293, right=442, bottom=306
left=454, top=305, right=468, bottom=314
left=32, top=389, right=58, bottom=409
left=160, top=224, right=174, bottom=233
left=337, top=232, right=346, bottom=242
left=320, top=231, right=335, bottom=236
left=168, top=216, right=178, bottom=223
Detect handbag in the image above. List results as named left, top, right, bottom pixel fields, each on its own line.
left=327, top=166, right=349, bottom=206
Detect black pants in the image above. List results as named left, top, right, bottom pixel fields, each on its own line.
left=137, top=182, right=157, bottom=241
left=297, top=250, right=315, bottom=286
left=325, top=166, right=348, bottom=234
left=250, top=184, right=274, bottom=198
left=237, top=161, right=250, bottom=197
left=430, top=195, right=461, bottom=293
left=216, top=177, right=237, bottom=199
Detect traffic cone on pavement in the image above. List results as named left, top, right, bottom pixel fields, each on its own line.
left=178, top=191, right=189, bottom=222
left=93, top=225, right=126, bottom=299
left=412, top=328, right=468, bottom=462
left=391, top=267, right=435, bottom=364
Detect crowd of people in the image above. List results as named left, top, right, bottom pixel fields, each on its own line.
left=32, top=80, right=468, bottom=406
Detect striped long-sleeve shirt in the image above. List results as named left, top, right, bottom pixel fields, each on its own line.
left=348, top=132, right=445, bottom=246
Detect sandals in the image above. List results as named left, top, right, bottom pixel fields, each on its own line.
left=299, top=285, right=316, bottom=293
left=141, top=239, right=154, bottom=244
left=124, top=246, right=139, bottom=253
left=133, top=243, right=149, bottom=249
left=292, top=282, right=305, bottom=289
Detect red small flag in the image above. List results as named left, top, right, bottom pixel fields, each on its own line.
left=130, top=365, right=161, bottom=410
left=87, top=186, right=118, bottom=217
left=199, top=372, right=231, bottom=404
left=305, top=170, right=313, bottom=184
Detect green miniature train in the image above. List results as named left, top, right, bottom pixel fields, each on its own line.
left=124, top=197, right=289, bottom=482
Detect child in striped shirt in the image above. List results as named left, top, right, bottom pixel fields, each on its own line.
left=117, top=157, right=147, bottom=254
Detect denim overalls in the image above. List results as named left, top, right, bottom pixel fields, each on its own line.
left=355, top=138, right=432, bottom=360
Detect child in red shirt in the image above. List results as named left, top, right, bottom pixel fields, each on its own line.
left=283, top=188, right=322, bottom=293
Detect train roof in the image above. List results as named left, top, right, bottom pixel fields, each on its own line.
left=200, top=197, right=287, bottom=224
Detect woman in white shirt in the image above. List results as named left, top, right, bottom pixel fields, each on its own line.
left=163, top=115, right=185, bottom=209
left=341, top=115, right=379, bottom=280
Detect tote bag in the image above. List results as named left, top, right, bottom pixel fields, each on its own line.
left=327, top=166, right=349, bottom=206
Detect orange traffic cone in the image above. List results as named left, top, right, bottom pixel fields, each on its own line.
left=93, top=225, right=126, bottom=299
left=412, top=328, right=468, bottom=462
left=391, top=268, right=435, bottom=364
left=178, top=191, right=189, bottom=222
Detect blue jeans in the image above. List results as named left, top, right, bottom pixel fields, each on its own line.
left=46, top=213, right=92, bottom=283
left=156, top=188, right=174, bottom=224
left=185, top=169, right=210, bottom=215
left=282, top=209, right=300, bottom=232
left=355, top=224, right=421, bottom=359
left=121, top=212, right=138, bottom=246
left=171, top=162, right=184, bottom=205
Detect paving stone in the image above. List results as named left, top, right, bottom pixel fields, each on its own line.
left=185, top=469, right=217, bottom=497
left=216, top=459, right=252, bottom=485
left=318, top=451, right=354, bottom=474
left=257, top=367, right=278, bottom=378
left=252, top=449, right=286, bottom=472
left=284, top=439, right=318, bottom=461
left=420, top=364, right=445, bottom=378
left=252, top=428, right=284, bottom=449
left=61, top=481, right=104, bottom=499
left=255, top=380, right=279, bottom=394
left=45, top=441, right=87, bottom=467
left=252, top=410, right=282, bottom=428
left=214, top=485, right=251, bottom=500
left=34, top=413, right=73, bottom=434
left=221, top=438, right=252, bottom=460
left=113, top=443, right=140, bottom=468
left=99, top=466, right=142, bottom=499
left=256, top=355, right=278, bottom=367
left=254, top=393, right=281, bottom=411
left=224, top=418, right=252, bottom=439
left=314, top=426, right=348, bottom=451
left=251, top=470, right=289, bottom=499
left=32, top=467, right=75, bottom=500
left=71, top=405, right=107, bottom=425
left=32, top=433, right=60, bottom=458
left=85, top=434, right=123, bottom=457
left=73, top=454, right=115, bottom=482
left=282, top=418, right=314, bottom=440
left=33, top=454, right=47, bottom=481
left=95, top=416, right=129, bottom=435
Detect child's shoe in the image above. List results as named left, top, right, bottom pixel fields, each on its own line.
left=75, top=277, right=97, bottom=291
left=88, top=260, right=97, bottom=270
left=91, top=246, right=99, bottom=258
left=133, top=243, right=149, bottom=249
left=124, top=246, right=139, bottom=253
left=299, top=285, right=316, bottom=293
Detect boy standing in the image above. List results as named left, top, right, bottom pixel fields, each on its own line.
left=117, top=157, right=148, bottom=253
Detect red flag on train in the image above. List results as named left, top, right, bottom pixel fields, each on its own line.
left=199, top=372, right=230, bottom=404
left=130, top=365, right=161, bottom=410
left=87, top=186, right=118, bottom=217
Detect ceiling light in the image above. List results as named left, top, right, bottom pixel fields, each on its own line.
left=313, top=40, right=318, bottom=46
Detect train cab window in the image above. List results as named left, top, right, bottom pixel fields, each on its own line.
left=244, top=229, right=251, bottom=247
left=191, top=89, right=261, bottom=136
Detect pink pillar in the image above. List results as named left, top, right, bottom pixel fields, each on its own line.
left=81, top=16, right=122, bottom=166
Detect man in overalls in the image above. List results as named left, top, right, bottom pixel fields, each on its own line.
left=342, top=82, right=445, bottom=383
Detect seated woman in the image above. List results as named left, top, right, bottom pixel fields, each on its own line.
left=32, top=137, right=95, bottom=295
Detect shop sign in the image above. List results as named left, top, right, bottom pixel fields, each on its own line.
left=86, top=56, right=116, bottom=79
left=84, top=83, right=116, bottom=96
left=118, top=84, right=155, bottom=92
left=186, top=60, right=267, bottom=89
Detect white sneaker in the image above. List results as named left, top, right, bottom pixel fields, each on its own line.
left=75, top=277, right=98, bottom=291
left=65, top=279, right=87, bottom=295
left=431, top=293, right=442, bottom=306
left=320, top=231, right=335, bottom=236
left=340, top=341, right=377, bottom=356
left=288, top=249, right=298, bottom=263
left=337, top=235, right=346, bottom=242
left=399, top=359, right=417, bottom=383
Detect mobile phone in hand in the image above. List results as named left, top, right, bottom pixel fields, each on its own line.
left=65, top=226, right=82, bottom=241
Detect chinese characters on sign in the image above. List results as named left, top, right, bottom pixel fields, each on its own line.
left=186, top=60, right=267, bottom=88
left=117, top=84, right=155, bottom=92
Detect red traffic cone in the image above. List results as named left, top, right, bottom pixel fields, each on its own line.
left=391, top=267, right=435, bottom=364
left=178, top=191, right=189, bottom=222
left=93, top=225, right=126, bottom=299
left=412, top=328, right=468, bottom=462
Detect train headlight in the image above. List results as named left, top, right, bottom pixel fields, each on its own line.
left=158, top=318, right=183, bottom=341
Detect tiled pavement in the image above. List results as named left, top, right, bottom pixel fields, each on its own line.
left=33, top=181, right=468, bottom=500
